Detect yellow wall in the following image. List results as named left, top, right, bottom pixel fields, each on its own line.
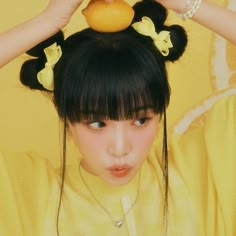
left=0, top=0, right=235, bottom=166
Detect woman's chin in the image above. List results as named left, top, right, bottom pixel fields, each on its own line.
left=102, top=170, right=137, bottom=187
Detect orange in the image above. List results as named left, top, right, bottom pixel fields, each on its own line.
left=82, top=0, right=135, bottom=32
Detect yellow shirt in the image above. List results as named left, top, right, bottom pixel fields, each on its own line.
left=0, top=94, right=235, bottom=236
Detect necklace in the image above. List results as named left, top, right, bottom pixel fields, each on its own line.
left=78, top=164, right=141, bottom=228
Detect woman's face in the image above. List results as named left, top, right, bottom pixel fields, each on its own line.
left=69, top=110, right=159, bottom=186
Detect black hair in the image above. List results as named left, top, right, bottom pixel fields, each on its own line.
left=20, top=0, right=188, bottom=234
left=54, top=28, right=170, bottom=122
left=21, top=0, right=187, bottom=122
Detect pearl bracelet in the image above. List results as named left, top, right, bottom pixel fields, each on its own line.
left=175, top=0, right=202, bottom=20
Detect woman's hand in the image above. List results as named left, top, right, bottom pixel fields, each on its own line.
left=42, top=0, right=84, bottom=30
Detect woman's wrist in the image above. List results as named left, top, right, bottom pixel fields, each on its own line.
left=174, top=0, right=203, bottom=20
left=39, top=8, right=68, bottom=33
left=39, top=0, right=83, bottom=31
left=32, top=12, right=61, bottom=38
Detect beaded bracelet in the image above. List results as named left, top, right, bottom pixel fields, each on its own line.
left=184, top=0, right=192, bottom=11
left=175, top=0, right=202, bottom=20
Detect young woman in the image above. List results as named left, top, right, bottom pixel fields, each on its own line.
left=0, top=0, right=235, bottom=235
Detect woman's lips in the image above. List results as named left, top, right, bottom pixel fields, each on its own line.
left=108, top=165, right=131, bottom=178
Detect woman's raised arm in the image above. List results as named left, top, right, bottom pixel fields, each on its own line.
left=155, top=0, right=236, bottom=45
left=0, top=0, right=83, bottom=69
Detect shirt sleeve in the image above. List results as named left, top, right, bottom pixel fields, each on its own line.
left=204, top=94, right=236, bottom=235
left=0, top=151, right=59, bottom=236
left=170, top=94, right=236, bottom=235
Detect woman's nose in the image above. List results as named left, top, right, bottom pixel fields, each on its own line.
left=108, top=124, right=131, bottom=158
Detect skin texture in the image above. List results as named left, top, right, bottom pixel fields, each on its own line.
left=0, top=0, right=84, bottom=68
left=69, top=112, right=160, bottom=186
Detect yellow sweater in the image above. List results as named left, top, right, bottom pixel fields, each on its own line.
left=0, top=94, right=235, bottom=236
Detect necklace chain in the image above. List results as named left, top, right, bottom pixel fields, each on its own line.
left=78, top=164, right=141, bottom=227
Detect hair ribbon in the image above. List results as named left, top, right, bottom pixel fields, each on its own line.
left=132, top=17, right=173, bottom=56
left=37, top=43, right=62, bottom=91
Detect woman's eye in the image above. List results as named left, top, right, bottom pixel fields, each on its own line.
left=88, top=121, right=106, bottom=129
left=133, top=117, right=151, bottom=127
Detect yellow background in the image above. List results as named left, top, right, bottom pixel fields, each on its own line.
left=0, top=0, right=235, bottom=166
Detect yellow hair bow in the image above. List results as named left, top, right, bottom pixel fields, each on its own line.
left=132, top=17, right=173, bottom=56
left=37, top=43, right=62, bottom=91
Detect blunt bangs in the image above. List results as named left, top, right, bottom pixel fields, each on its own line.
left=54, top=30, right=170, bottom=122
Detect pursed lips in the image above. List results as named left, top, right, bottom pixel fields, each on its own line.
left=107, top=164, right=132, bottom=178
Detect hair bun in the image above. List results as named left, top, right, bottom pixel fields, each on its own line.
left=20, top=31, right=64, bottom=91
left=163, top=24, right=188, bottom=62
left=132, top=0, right=167, bottom=27
left=20, top=58, right=46, bottom=90
left=132, top=0, right=188, bottom=62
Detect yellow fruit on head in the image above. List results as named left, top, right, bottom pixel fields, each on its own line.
left=82, top=0, right=135, bottom=32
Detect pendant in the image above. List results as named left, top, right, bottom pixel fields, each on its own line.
left=115, top=220, right=123, bottom=227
